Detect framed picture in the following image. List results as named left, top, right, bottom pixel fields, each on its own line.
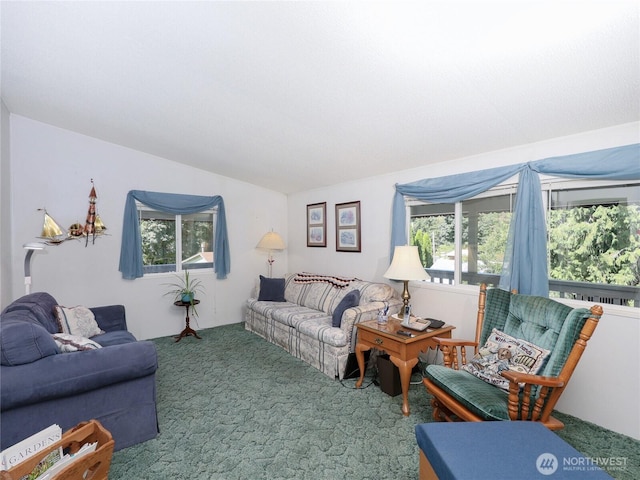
left=307, top=202, right=326, bottom=247
left=335, top=201, right=361, bottom=252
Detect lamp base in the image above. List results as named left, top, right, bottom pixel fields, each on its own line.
left=267, top=255, right=274, bottom=278
left=399, top=280, right=411, bottom=318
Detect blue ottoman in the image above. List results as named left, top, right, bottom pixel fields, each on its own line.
left=415, top=422, right=613, bottom=479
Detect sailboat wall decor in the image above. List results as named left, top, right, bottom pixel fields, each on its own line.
left=38, top=208, right=68, bottom=245
left=94, top=214, right=107, bottom=234
left=33, top=179, right=108, bottom=247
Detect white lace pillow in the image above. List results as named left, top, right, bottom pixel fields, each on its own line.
left=54, top=305, right=104, bottom=338
left=53, top=333, right=102, bottom=352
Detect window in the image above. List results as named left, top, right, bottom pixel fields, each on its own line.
left=462, top=194, right=513, bottom=286
left=547, top=182, right=640, bottom=307
left=410, top=203, right=454, bottom=283
left=410, top=190, right=514, bottom=287
left=138, top=205, right=216, bottom=274
left=409, top=181, right=640, bottom=307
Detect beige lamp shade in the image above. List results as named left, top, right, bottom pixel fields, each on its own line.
left=256, top=231, right=286, bottom=250
left=384, top=245, right=427, bottom=322
left=384, top=246, right=428, bottom=281
left=256, top=231, right=286, bottom=278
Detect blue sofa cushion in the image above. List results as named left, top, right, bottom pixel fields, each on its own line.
left=91, top=330, right=138, bottom=346
left=90, top=305, right=127, bottom=332
left=0, top=311, right=59, bottom=366
left=1, top=340, right=158, bottom=410
left=1, top=292, right=60, bottom=333
left=332, top=290, right=361, bottom=327
left=258, top=275, right=286, bottom=302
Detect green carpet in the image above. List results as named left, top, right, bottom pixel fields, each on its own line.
left=109, top=323, right=639, bottom=479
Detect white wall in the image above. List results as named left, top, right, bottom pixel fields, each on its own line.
left=0, top=101, right=12, bottom=307
left=6, top=115, right=288, bottom=340
left=5, top=114, right=639, bottom=439
left=287, top=122, right=640, bottom=440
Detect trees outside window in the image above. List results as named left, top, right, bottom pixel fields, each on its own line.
left=139, top=207, right=215, bottom=274
left=410, top=193, right=512, bottom=286
left=409, top=181, right=640, bottom=307
left=547, top=183, right=640, bottom=305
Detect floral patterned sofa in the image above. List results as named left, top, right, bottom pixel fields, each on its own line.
left=245, top=273, right=403, bottom=379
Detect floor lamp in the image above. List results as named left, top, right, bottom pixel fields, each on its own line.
left=384, top=245, right=428, bottom=326
left=256, top=231, right=286, bottom=278
left=24, top=242, right=47, bottom=295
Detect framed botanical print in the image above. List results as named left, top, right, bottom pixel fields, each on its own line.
left=307, top=202, right=326, bottom=247
left=335, top=201, right=361, bottom=252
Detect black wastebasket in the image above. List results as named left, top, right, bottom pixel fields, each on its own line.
left=377, top=354, right=402, bottom=397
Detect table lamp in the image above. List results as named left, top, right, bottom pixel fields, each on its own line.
left=384, top=245, right=428, bottom=323
left=256, top=230, right=286, bottom=277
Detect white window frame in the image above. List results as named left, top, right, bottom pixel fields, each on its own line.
left=407, top=182, right=518, bottom=287
left=407, top=178, right=640, bottom=298
left=137, top=202, right=217, bottom=275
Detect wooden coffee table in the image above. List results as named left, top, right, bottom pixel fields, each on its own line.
left=355, top=318, right=454, bottom=416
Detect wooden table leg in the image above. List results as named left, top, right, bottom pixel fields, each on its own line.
left=174, top=325, right=202, bottom=342
left=390, top=356, right=418, bottom=416
left=355, top=343, right=370, bottom=388
left=175, top=305, right=202, bottom=342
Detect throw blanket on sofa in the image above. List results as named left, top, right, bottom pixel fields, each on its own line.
left=293, top=272, right=359, bottom=289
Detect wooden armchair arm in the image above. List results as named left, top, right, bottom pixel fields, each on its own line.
left=432, top=337, right=477, bottom=348
left=501, top=371, right=565, bottom=389
left=501, top=371, right=565, bottom=424
left=432, top=338, right=478, bottom=370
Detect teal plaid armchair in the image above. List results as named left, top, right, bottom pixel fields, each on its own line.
left=423, top=284, right=602, bottom=430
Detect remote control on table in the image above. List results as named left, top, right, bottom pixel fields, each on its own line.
left=397, top=330, right=413, bottom=337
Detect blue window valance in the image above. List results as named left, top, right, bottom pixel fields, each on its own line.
left=391, top=143, right=640, bottom=296
left=119, top=190, right=230, bottom=280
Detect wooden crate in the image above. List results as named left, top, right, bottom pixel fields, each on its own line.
left=0, top=420, right=114, bottom=480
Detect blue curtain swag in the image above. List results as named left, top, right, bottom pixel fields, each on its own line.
left=119, top=190, right=230, bottom=280
left=390, top=143, right=640, bottom=296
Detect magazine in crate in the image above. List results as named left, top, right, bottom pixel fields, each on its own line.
left=0, top=424, right=97, bottom=480
left=0, top=425, right=62, bottom=472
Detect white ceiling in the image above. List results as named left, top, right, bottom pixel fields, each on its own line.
left=2, top=1, right=638, bottom=194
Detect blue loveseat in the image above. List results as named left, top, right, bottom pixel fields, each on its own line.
left=0, top=292, right=159, bottom=451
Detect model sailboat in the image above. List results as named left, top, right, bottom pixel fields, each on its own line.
left=94, top=214, right=107, bottom=233
left=38, top=209, right=68, bottom=245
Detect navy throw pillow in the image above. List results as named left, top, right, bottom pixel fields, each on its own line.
left=332, top=290, right=361, bottom=328
left=0, top=313, right=59, bottom=366
left=1, top=292, right=60, bottom=333
left=258, top=275, right=286, bottom=302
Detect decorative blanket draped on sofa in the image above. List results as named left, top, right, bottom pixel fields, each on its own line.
left=245, top=273, right=403, bottom=379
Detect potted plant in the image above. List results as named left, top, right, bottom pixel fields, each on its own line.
left=163, top=270, right=205, bottom=316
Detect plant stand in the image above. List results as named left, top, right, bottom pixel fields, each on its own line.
left=173, top=299, right=201, bottom=342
